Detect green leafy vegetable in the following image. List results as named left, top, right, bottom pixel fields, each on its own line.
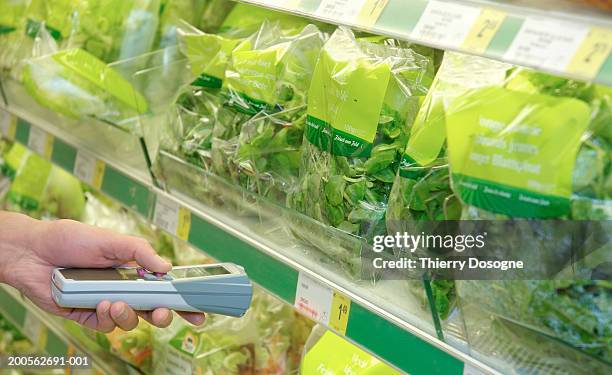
left=286, top=27, right=435, bottom=276
left=210, top=23, right=325, bottom=206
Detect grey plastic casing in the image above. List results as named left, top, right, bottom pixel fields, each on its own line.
left=51, top=264, right=253, bottom=317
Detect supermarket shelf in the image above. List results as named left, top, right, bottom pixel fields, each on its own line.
left=236, top=0, right=612, bottom=85
left=0, top=285, right=130, bottom=374
left=0, top=81, right=156, bottom=218
left=0, top=103, right=501, bottom=375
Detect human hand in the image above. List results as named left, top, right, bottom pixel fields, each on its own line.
left=0, top=213, right=205, bottom=332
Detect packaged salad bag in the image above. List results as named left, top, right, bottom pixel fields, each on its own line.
left=0, top=0, right=75, bottom=75
left=72, top=0, right=161, bottom=63
left=210, top=22, right=325, bottom=208
left=156, top=20, right=242, bottom=171
left=438, top=55, right=612, bottom=371
left=286, top=27, right=435, bottom=277
left=21, top=48, right=149, bottom=130
left=3, top=144, right=84, bottom=220
left=385, top=53, right=512, bottom=320
left=0, top=0, right=27, bottom=71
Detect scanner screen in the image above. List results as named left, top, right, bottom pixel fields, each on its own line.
left=169, top=266, right=230, bottom=279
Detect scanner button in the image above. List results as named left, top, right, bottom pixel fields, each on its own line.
left=143, top=272, right=170, bottom=281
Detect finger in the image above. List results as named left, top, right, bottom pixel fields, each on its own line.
left=138, top=308, right=173, bottom=328
left=95, top=301, right=116, bottom=333
left=103, top=236, right=172, bottom=273
left=177, top=311, right=205, bottom=326
left=110, top=302, right=139, bottom=331
left=39, top=220, right=171, bottom=273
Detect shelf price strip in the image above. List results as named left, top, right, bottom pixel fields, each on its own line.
left=27, top=126, right=53, bottom=160
left=411, top=0, right=482, bottom=49
left=315, top=0, right=387, bottom=27
left=73, top=150, right=105, bottom=190
left=153, top=194, right=191, bottom=241
left=0, top=109, right=17, bottom=140
left=504, top=17, right=590, bottom=73
left=294, top=272, right=351, bottom=335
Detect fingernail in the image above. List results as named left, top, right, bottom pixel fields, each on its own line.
left=118, top=304, right=129, bottom=321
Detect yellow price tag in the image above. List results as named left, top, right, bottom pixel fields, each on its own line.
left=566, top=27, right=612, bottom=79
left=328, top=291, right=351, bottom=335
left=92, top=160, right=105, bottom=190
left=7, top=118, right=17, bottom=140
left=177, top=206, right=191, bottom=241
left=462, top=8, right=506, bottom=54
left=356, top=0, right=389, bottom=28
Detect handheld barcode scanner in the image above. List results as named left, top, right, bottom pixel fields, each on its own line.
left=51, top=263, right=253, bottom=317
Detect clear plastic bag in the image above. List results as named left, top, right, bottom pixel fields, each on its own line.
left=21, top=48, right=149, bottom=129
left=224, top=106, right=307, bottom=207
left=210, top=22, right=325, bottom=194
left=160, top=87, right=221, bottom=170
left=431, top=54, right=612, bottom=370
left=458, top=280, right=611, bottom=371
left=286, top=27, right=435, bottom=278
left=385, top=52, right=511, bottom=319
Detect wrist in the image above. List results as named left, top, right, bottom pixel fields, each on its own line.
left=0, top=211, right=43, bottom=285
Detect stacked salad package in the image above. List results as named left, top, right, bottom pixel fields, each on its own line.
left=1, top=0, right=610, bottom=374
left=211, top=22, right=325, bottom=206
left=287, top=27, right=435, bottom=276
left=386, top=53, right=511, bottom=320
left=448, top=65, right=611, bottom=371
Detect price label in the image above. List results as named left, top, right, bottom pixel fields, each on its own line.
left=504, top=17, right=589, bottom=72
left=295, top=273, right=352, bottom=334
left=154, top=194, right=191, bottom=241
left=315, top=0, right=369, bottom=23
left=74, top=150, right=105, bottom=190
left=566, top=27, right=612, bottom=79
left=411, top=1, right=481, bottom=49
left=23, top=312, right=46, bottom=348
left=0, top=110, right=17, bottom=140
left=462, top=8, right=506, bottom=54
left=329, top=291, right=351, bottom=334
left=295, top=273, right=333, bottom=323
left=27, top=126, right=53, bottom=160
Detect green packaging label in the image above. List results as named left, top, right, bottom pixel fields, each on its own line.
left=25, top=18, right=62, bottom=40
left=181, top=33, right=241, bottom=89
left=400, top=94, right=446, bottom=179
left=225, top=42, right=281, bottom=114
left=0, top=25, right=16, bottom=34
left=8, top=152, right=52, bottom=210
left=1, top=142, right=30, bottom=180
left=446, top=86, right=591, bottom=218
left=301, top=331, right=400, bottom=375
left=52, top=48, right=149, bottom=113
left=306, top=38, right=391, bottom=157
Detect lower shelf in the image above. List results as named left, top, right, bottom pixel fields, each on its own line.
left=0, top=285, right=135, bottom=375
